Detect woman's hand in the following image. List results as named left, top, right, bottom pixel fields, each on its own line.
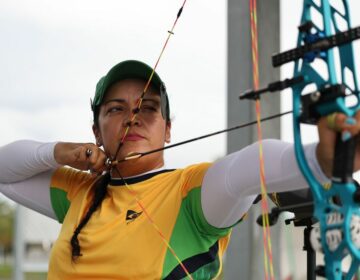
left=317, top=111, right=360, bottom=177
left=54, top=142, right=107, bottom=175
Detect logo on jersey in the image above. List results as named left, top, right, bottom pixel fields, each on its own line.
left=126, top=209, right=143, bottom=224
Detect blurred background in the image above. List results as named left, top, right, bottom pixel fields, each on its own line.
left=0, top=0, right=360, bottom=279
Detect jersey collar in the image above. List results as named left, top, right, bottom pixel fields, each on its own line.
left=110, top=167, right=175, bottom=186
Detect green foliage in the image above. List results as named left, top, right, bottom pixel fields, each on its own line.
left=0, top=264, right=11, bottom=277
left=0, top=201, right=15, bottom=253
left=0, top=264, right=47, bottom=279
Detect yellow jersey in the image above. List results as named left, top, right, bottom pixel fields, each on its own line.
left=49, top=163, right=231, bottom=279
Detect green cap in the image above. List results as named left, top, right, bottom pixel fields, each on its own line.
left=91, top=60, right=170, bottom=121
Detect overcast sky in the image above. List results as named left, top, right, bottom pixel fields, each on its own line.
left=0, top=0, right=227, bottom=170
left=1, top=0, right=360, bottom=175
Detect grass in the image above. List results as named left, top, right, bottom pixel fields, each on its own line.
left=0, top=265, right=47, bottom=280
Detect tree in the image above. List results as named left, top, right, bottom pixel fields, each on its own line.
left=0, top=200, right=15, bottom=256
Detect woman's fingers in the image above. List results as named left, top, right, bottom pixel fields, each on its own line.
left=85, top=145, right=107, bottom=175
left=317, top=111, right=360, bottom=177
left=54, top=142, right=107, bottom=173
left=326, top=112, right=360, bottom=141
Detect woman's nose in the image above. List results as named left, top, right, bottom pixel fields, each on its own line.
left=123, top=108, right=140, bottom=127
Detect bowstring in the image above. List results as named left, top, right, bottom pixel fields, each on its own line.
left=113, top=166, right=194, bottom=278
left=112, top=0, right=187, bottom=162
left=249, top=0, right=275, bottom=279
left=108, top=1, right=193, bottom=279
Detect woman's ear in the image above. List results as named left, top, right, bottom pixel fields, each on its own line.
left=165, top=121, right=171, bottom=143
left=92, top=124, right=103, bottom=147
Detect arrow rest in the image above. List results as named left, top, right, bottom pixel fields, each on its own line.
left=300, top=84, right=347, bottom=124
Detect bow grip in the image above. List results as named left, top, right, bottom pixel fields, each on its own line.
left=332, top=133, right=358, bottom=184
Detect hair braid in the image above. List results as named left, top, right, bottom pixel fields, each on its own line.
left=70, top=172, right=110, bottom=261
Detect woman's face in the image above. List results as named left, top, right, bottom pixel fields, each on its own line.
left=93, top=78, right=171, bottom=175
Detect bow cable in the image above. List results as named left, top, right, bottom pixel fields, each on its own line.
left=249, top=0, right=275, bottom=279
left=112, top=0, right=187, bottom=162
left=114, top=166, right=193, bottom=278
left=107, top=1, right=193, bottom=278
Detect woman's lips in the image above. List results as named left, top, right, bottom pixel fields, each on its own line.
left=124, top=134, right=145, bottom=141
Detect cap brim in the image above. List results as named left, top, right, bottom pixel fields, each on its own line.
left=94, top=60, right=163, bottom=107
left=92, top=60, right=169, bottom=121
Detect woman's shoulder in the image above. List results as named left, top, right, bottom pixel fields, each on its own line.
left=178, top=162, right=212, bottom=175
left=51, top=166, right=96, bottom=197
left=163, top=162, right=213, bottom=195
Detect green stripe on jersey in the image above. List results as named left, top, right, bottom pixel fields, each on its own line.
left=162, top=187, right=230, bottom=279
left=50, top=187, right=71, bottom=223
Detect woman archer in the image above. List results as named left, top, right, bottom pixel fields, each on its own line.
left=1, top=59, right=360, bottom=279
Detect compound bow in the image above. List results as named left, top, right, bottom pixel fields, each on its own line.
left=243, top=0, right=360, bottom=279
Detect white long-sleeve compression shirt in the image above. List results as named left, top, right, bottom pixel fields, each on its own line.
left=0, top=139, right=328, bottom=227
left=201, top=139, right=328, bottom=227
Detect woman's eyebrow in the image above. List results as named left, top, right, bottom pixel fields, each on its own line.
left=103, top=98, right=126, bottom=105
left=103, top=97, right=160, bottom=107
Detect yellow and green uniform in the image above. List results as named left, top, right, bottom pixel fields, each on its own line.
left=49, top=163, right=231, bottom=279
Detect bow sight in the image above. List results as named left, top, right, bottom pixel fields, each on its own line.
left=241, top=1, right=360, bottom=279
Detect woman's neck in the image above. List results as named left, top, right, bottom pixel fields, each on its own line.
left=110, top=158, right=166, bottom=178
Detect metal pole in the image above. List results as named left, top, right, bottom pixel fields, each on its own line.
left=13, top=205, right=24, bottom=280
left=304, top=225, right=316, bottom=280
left=226, top=0, right=280, bottom=279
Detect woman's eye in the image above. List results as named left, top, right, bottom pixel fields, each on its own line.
left=107, top=107, right=124, bottom=114
left=141, top=106, right=157, bottom=112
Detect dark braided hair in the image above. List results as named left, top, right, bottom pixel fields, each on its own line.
left=70, top=159, right=111, bottom=261
left=70, top=92, right=112, bottom=260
